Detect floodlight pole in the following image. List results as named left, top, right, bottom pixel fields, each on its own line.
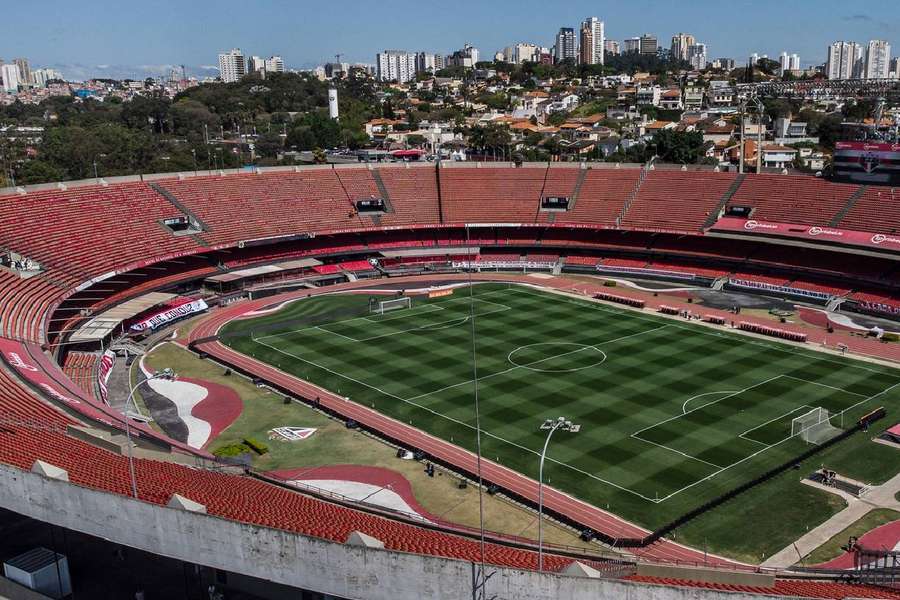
left=123, top=368, right=176, bottom=499
left=537, top=416, right=578, bottom=572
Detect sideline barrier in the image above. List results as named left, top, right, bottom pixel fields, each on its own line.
left=593, top=292, right=645, bottom=309
left=738, top=322, right=808, bottom=343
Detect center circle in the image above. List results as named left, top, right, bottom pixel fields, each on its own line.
left=507, top=342, right=607, bottom=373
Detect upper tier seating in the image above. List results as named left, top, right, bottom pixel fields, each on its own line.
left=158, top=171, right=367, bottom=245
left=560, top=169, right=642, bottom=226
left=0, top=182, right=199, bottom=277
left=837, top=186, right=900, bottom=233
left=374, top=168, right=442, bottom=225
left=727, top=174, right=859, bottom=226
left=622, top=171, right=737, bottom=232
left=440, top=168, right=549, bottom=223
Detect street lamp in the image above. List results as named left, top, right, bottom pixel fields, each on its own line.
left=123, top=368, right=176, bottom=499
left=537, top=416, right=580, bottom=572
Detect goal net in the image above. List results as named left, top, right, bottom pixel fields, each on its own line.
left=791, top=407, right=842, bottom=444
left=371, top=296, right=412, bottom=315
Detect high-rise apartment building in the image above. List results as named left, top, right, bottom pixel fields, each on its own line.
left=826, top=41, right=863, bottom=79
left=554, top=28, right=577, bottom=63
left=1, top=64, right=20, bottom=93
left=264, top=56, right=285, bottom=74
left=864, top=40, right=891, bottom=79
left=446, top=44, right=479, bottom=68
left=218, top=49, right=246, bottom=83
left=891, top=57, right=900, bottom=80
left=623, top=38, right=641, bottom=54
left=376, top=50, right=416, bottom=82
left=687, top=44, right=708, bottom=70
left=789, top=54, right=801, bottom=71
left=639, top=34, right=658, bottom=56
left=579, top=17, right=605, bottom=65
left=604, top=40, right=620, bottom=57
left=670, top=33, right=696, bottom=62
left=13, top=58, right=31, bottom=86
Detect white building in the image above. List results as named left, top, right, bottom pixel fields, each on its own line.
left=891, top=57, right=900, bottom=80
left=864, top=40, right=891, bottom=79
left=248, top=56, right=265, bottom=73
left=687, top=44, right=708, bottom=70
left=218, top=49, right=246, bottom=83
left=579, top=17, right=605, bottom=65
left=1, top=64, right=20, bottom=93
left=264, top=56, right=285, bottom=74
left=415, top=52, right=443, bottom=73
left=554, top=28, right=577, bottom=63
left=504, top=43, right=539, bottom=64
left=670, top=33, right=696, bottom=62
left=826, top=41, right=863, bottom=79
left=376, top=50, right=416, bottom=82
left=446, top=44, right=479, bottom=68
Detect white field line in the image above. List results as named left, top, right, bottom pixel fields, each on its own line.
left=682, top=391, right=739, bottom=415
left=739, top=405, right=813, bottom=445
left=248, top=283, right=900, bottom=505
left=255, top=287, right=514, bottom=342
left=631, top=375, right=786, bottom=438
left=251, top=323, right=675, bottom=503
left=779, top=374, right=869, bottom=398
left=630, top=435, right=725, bottom=469
left=506, top=284, right=900, bottom=380
left=654, top=379, right=900, bottom=503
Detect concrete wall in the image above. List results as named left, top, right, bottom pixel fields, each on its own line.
left=0, top=464, right=802, bottom=600
left=0, top=575, right=54, bottom=600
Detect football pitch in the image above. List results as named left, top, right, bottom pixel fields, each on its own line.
left=221, top=283, right=900, bottom=531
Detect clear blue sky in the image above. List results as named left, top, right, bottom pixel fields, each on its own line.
left=1, top=0, right=897, bottom=79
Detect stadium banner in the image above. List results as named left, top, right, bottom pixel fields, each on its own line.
left=833, top=141, right=900, bottom=185
left=428, top=289, right=454, bottom=299
left=0, top=336, right=212, bottom=456
left=97, top=350, right=116, bottom=404
left=130, top=298, right=209, bottom=332
left=711, top=217, right=900, bottom=252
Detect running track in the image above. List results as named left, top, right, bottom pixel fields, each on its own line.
left=187, top=273, right=900, bottom=567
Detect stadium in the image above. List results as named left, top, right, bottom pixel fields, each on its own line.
left=1, top=162, right=899, bottom=599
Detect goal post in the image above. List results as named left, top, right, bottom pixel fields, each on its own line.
left=371, top=296, right=412, bottom=315
left=791, top=407, right=843, bottom=444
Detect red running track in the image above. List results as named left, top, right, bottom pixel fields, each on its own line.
left=187, top=274, right=763, bottom=567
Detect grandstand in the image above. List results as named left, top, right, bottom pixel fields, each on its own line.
left=0, top=163, right=899, bottom=599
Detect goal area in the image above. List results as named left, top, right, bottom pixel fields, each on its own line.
left=370, top=296, right=412, bottom=315
left=791, top=407, right=843, bottom=444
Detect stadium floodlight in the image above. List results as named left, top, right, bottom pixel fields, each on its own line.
left=537, top=416, right=580, bottom=572
left=122, top=368, right=177, bottom=499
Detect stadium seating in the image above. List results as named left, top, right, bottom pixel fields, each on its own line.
left=727, top=174, right=859, bottom=226
left=0, top=420, right=577, bottom=572
left=625, top=575, right=900, bottom=599
left=440, top=167, right=549, bottom=223
left=560, top=168, right=641, bottom=226
left=622, top=171, right=737, bottom=232
left=837, top=186, right=900, bottom=233
left=62, top=352, right=99, bottom=402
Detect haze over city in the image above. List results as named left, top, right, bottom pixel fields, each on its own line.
left=0, top=0, right=897, bottom=79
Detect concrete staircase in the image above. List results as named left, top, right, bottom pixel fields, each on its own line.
left=704, top=174, right=747, bottom=228
left=371, top=169, right=395, bottom=212
left=569, top=167, right=589, bottom=211
left=828, top=185, right=868, bottom=227
left=149, top=182, right=211, bottom=237
left=552, top=257, right=564, bottom=276
left=616, top=168, right=648, bottom=226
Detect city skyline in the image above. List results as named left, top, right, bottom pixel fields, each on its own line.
left=0, top=0, right=897, bottom=80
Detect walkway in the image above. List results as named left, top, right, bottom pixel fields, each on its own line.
left=761, top=470, right=900, bottom=569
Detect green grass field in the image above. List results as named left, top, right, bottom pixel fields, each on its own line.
left=221, top=282, right=900, bottom=558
